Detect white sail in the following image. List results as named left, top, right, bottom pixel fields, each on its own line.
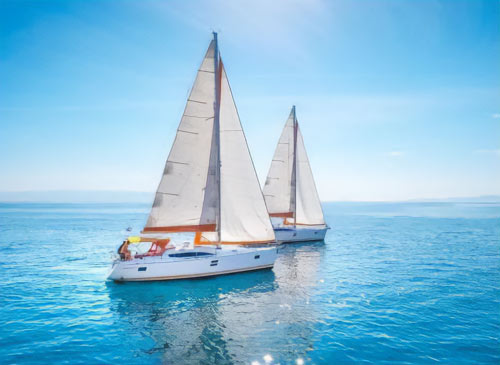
left=145, top=35, right=274, bottom=243
left=108, top=34, right=278, bottom=284
left=217, top=62, right=275, bottom=243
left=263, top=107, right=325, bottom=225
left=144, top=40, right=218, bottom=232
left=262, top=110, right=295, bottom=217
left=294, top=124, right=325, bottom=225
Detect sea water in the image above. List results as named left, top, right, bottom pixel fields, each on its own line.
left=0, top=202, right=499, bottom=364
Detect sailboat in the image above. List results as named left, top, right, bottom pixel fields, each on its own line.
left=108, top=33, right=277, bottom=281
left=263, top=106, right=329, bottom=243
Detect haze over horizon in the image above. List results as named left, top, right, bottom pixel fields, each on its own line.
left=1, top=0, right=499, bottom=201
left=1, top=190, right=499, bottom=204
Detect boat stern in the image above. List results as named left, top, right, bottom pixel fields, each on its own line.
left=107, top=260, right=126, bottom=282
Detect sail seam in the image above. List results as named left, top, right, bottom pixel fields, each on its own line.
left=167, top=161, right=189, bottom=165
left=182, top=115, right=213, bottom=119
left=157, top=192, right=179, bottom=196
left=177, top=129, right=198, bottom=135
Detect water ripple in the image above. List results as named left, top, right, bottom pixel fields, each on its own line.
left=0, top=202, right=499, bottom=363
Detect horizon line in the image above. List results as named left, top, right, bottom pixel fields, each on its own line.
left=0, top=190, right=499, bottom=204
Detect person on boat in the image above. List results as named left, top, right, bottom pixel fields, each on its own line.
left=117, top=240, right=132, bottom=261
left=118, top=237, right=172, bottom=260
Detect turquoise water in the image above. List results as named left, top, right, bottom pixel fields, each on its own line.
left=1, top=202, right=499, bottom=364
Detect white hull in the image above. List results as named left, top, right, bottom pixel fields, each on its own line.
left=108, top=245, right=277, bottom=282
left=273, top=225, right=328, bottom=243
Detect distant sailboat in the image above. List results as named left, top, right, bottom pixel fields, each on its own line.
left=108, top=33, right=277, bottom=281
left=263, top=106, right=329, bottom=243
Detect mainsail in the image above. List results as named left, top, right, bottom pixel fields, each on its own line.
left=263, top=106, right=325, bottom=225
left=144, top=39, right=217, bottom=233
left=144, top=33, right=274, bottom=244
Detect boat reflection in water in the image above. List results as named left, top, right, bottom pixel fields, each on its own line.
left=106, top=241, right=325, bottom=364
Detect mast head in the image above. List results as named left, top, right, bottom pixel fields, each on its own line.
left=212, top=32, right=219, bottom=62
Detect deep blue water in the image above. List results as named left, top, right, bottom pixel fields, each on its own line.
left=1, top=202, right=499, bottom=364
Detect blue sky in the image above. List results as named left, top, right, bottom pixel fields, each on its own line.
left=1, top=0, right=499, bottom=201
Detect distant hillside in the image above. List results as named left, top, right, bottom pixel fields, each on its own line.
left=0, top=191, right=154, bottom=203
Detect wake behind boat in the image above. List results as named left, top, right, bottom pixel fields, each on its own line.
left=108, top=33, right=277, bottom=282
left=263, top=106, right=329, bottom=243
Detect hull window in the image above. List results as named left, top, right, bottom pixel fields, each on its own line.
left=169, top=252, right=214, bottom=258
left=138, top=267, right=147, bottom=272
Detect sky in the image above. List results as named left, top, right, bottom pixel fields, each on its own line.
left=1, top=0, right=499, bottom=201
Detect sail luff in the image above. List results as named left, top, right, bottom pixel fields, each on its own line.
left=213, top=32, right=222, bottom=243
left=214, top=32, right=222, bottom=242
left=200, top=34, right=221, bottom=236
left=291, top=105, right=298, bottom=225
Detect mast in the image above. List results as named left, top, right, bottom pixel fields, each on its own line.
left=144, top=34, right=275, bottom=242
left=213, top=32, right=222, bottom=243
left=292, top=105, right=298, bottom=226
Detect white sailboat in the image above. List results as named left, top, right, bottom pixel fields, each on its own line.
left=263, top=106, right=329, bottom=243
left=108, top=33, right=277, bottom=282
